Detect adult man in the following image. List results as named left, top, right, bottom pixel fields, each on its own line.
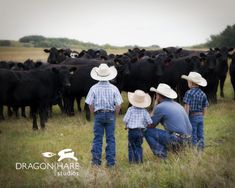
left=85, top=63, right=123, bottom=167
left=144, top=83, right=192, bottom=158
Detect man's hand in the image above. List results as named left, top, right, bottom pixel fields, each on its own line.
left=147, top=124, right=156, bottom=128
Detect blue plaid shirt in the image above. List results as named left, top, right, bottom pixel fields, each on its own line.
left=85, top=81, right=123, bottom=112
left=183, top=87, right=209, bottom=114
left=123, top=106, right=153, bottom=129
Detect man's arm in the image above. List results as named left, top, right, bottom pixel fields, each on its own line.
left=184, top=104, right=190, bottom=115
left=89, top=104, right=94, bottom=115
left=150, top=106, right=162, bottom=126
left=115, top=105, right=121, bottom=115
left=203, top=107, right=207, bottom=116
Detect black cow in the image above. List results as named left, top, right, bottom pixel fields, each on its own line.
left=0, top=66, right=75, bottom=129
left=199, top=51, right=219, bottom=103
left=78, top=49, right=108, bottom=60
left=0, top=69, right=19, bottom=121
left=158, top=55, right=202, bottom=101
left=229, top=52, right=235, bottom=100
left=214, top=47, right=234, bottom=97
left=44, top=47, right=71, bottom=64
left=116, top=56, right=164, bottom=93
left=63, top=64, right=98, bottom=119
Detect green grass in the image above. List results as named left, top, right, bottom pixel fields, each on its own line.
left=0, top=47, right=235, bottom=187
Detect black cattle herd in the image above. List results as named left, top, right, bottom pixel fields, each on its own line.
left=0, top=47, right=234, bottom=130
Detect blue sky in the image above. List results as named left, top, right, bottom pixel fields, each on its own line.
left=0, top=0, right=234, bottom=47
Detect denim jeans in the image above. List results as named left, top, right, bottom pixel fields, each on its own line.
left=190, top=115, right=204, bottom=150
left=91, top=112, right=116, bottom=166
left=144, top=128, right=187, bottom=158
left=128, top=129, right=144, bottom=163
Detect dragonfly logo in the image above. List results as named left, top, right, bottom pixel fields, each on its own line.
left=42, top=149, right=78, bottom=161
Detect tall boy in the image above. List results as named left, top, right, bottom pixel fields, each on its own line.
left=85, top=63, right=123, bottom=167
left=181, top=72, right=209, bottom=150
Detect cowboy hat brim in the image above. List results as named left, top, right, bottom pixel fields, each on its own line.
left=150, top=87, right=177, bottom=99
left=128, top=92, right=151, bottom=108
left=90, top=66, right=117, bottom=81
left=181, top=75, right=207, bottom=87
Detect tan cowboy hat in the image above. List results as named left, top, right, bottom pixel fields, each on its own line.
left=128, top=90, right=151, bottom=108
left=150, top=83, right=177, bottom=99
left=181, top=72, right=207, bottom=87
left=90, top=63, right=117, bottom=81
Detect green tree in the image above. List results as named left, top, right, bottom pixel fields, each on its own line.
left=207, top=24, right=235, bottom=47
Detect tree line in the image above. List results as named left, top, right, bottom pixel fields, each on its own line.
left=0, top=24, right=234, bottom=49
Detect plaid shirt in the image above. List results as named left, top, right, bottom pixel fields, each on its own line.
left=123, top=106, right=153, bottom=129
left=183, top=87, right=209, bottom=113
left=85, top=81, right=123, bottom=112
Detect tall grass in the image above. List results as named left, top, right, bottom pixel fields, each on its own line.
left=0, top=47, right=234, bottom=187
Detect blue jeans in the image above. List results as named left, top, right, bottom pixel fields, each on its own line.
left=128, top=129, right=144, bottom=163
left=92, top=112, right=116, bottom=166
left=190, top=115, right=204, bottom=150
left=144, top=128, right=187, bottom=158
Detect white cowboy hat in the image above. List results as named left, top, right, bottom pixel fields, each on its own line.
left=181, top=72, right=207, bottom=87
left=150, top=83, right=177, bottom=99
left=90, top=63, right=117, bottom=81
left=128, top=90, right=151, bottom=108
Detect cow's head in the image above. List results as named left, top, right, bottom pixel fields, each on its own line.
left=200, top=51, right=217, bottom=70
left=185, top=56, right=201, bottom=72
left=52, top=66, right=77, bottom=88
left=147, top=55, right=165, bottom=77
left=44, top=47, right=67, bottom=64
left=215, top=47, right=234, bottom=66
left=163, top=47, right=182, bottom=58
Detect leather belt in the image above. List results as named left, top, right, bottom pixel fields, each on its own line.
left=128, top=128, right=146, bottom=131
left=95, top=109, right=114, bottom=114
left=190, top=112, right=203, bottom=116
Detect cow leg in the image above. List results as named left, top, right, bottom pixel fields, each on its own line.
left=76, top=97, right=82, bottom=112
left=29, top=106, right=33, bottom=118
left=220, top=76, right=226, bottom=98
left=39, top=106, right=46, bottom=130
left=232, top=83, right=235, bottom=100
left=70, top=97, right=75, bottom=116
left=58, top=98, right=64, bottom=114
left=84, top=103, right=90, bottom=121
left=31, top=106, right=38, bottom=130
left=7, top=106, right=13, bottom=117
left=21, top=106, right=26, bottom=118
left=66, top=97, right=75, bottom=116
left=13, top=107, right=19, bottom=118
left=0, top=105, right=4, bottom=121
left=48, top=105, right=52, bottom=118
left=39, top=110, right=46, bottom=130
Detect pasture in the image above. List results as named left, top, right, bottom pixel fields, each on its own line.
left=0, top=47, right=235, bottom=188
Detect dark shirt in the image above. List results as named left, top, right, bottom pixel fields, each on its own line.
left=183, top=87, right=209, bottom=113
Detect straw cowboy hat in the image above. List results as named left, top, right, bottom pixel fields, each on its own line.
left=150, top=83, right=177, bottom=99
left=181, top=72, right=207, bottom=87
left=128, top=90, right=151, bottom=108
left=90, top=63, right=117, bottom=81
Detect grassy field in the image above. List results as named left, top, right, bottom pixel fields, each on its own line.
left=0, top=47, right=235, bottom=188
left=0, top=47, right=128, bottom=62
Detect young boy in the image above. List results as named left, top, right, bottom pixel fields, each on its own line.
left=85, top=63, right=123, bottom=167
left=181, top=72, right=209, bottom=150
left=123, top=90, right=153, bottom=163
